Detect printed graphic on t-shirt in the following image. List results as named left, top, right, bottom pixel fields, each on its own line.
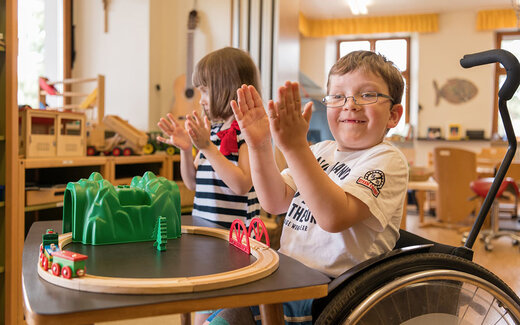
left=283, top=157, right=337, bottom=233
left=356, top=170, right=385, bottom=197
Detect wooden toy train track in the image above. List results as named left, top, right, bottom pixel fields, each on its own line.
left=37, top=225, right=279, bottom=294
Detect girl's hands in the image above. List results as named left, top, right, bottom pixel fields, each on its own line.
left=156, top=113, right=192, bottom=151
left=268, top=81, right=313, bottom=153
left=185, top=111, right=212, bottom=150
left=231, top=84, right=271, bottom=150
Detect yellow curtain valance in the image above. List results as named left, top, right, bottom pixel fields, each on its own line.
left=476, top=9, right=517, bottom=31
left=299, top=13, right=439, bottom=37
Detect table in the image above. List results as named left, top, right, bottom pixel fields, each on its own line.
left=406, top=179, right=439, bottom=227
left=22, top=217, right=330, bottom=325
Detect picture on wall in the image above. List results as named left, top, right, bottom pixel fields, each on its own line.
left=427, top=127, right=442, bottom=139
left=447, top=123, right=462, bottom=140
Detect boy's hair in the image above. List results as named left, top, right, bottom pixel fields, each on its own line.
left=193, top=47, right=261, bottom=121
left=327, top=50, right=404, bottom=105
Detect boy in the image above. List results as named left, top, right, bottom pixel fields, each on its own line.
left=208, top=50, right=408, bottom=324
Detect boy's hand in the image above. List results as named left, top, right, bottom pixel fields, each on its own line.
left=231, top=84, right=271, bottom=150
left=185, top=111, right=212, bottom=150
left=269, top=81, right=313, bottom=153
left=156, top=113, right=192, bottom=151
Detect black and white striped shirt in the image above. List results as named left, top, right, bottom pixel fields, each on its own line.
left=192, top=122, right=260, bottom=228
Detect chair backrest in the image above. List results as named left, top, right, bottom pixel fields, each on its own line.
left=504, top=162, right=520, bottom=185
left=433, top=147, right=478, bottom=224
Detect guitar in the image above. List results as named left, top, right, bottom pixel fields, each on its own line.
left=171, top=10, right=201, bottom=120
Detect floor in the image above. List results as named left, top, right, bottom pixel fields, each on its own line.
left=97, top=205, right=520, bottom=325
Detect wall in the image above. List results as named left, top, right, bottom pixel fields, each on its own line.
left=417, top=10, right=495, bottom=139
left=72, top=0, right=150, bottom=130
left=149, top=0, right=231, bottom=131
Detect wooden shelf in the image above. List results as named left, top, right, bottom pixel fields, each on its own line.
left=0, top=266, right=4, bottom=274
left=25, top=201, right=64, bottom=212
left=23, top=156, right=108, bottom=169
left=0, top=201, right=4, bottom=207
left=0, top=135, right=5, bottom=141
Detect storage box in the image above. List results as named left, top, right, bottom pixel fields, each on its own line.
left=26, top=185, right=67, bottom=206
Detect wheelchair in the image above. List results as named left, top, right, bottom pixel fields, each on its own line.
left=311, top=49, right=520, bottom=324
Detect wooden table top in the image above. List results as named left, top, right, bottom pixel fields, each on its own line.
left=22, top=217, right=331, bottom=325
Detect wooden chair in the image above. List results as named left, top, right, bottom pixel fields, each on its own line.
left=431, top=147, right=478, bottom=229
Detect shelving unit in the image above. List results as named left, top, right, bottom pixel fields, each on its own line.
left=20, top=155, right=193, bottom=232
left=3, top=1, right=20, bottom=323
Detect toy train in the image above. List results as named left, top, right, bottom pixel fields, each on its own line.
left=39, top=229, right=88, bottom=279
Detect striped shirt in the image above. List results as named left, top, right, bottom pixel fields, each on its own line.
left=192, top=122, right=260, bottom=228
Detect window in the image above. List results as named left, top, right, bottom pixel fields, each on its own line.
left=337, top=37, right=410, bottom=136
left=18, top=0, right=45, bottom=108
left=495, top=32, right=520, bottom=139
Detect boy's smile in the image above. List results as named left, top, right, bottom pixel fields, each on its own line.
left=327, top=69, right=402, bottom=151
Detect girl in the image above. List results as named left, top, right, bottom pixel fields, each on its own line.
left=156, top=47, right=262, bottom=325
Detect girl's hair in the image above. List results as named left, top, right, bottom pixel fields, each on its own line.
left=327, top=50, right=404, bottom=105
left=193, top=47, right=261, bottom=121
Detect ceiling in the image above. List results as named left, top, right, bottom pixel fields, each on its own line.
left=300, top=0, right=513, bottom=19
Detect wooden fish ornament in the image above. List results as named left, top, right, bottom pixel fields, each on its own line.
left=433, top=78, right=478, bottom=106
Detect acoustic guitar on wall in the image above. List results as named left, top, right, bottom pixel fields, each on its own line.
left=171, top=9, right=201, bottom=121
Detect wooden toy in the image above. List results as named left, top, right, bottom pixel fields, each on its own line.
left=37, top=226, right=278, bottom=294
left=38, top=75, right=148, bottom=156
left=39, top=229, right=88, bottom=279
left=19, top=107, right=86, bottom=158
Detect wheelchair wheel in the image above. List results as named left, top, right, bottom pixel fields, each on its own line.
left=315, top=253, right=520, bottom=324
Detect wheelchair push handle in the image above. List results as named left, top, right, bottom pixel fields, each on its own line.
left=460, top=49, right=519, bottom=250
left=460, top=49, right=520, bottom=100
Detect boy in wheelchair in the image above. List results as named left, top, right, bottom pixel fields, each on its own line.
left=206, top=50, right=408, bottom=324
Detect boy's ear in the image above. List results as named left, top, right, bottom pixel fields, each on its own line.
left=387, top=104, right=403, bottom=129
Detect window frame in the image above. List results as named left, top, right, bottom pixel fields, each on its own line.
left=336, top=37, right=411, bottom=124
left=493, top=31, right=520, bottom=135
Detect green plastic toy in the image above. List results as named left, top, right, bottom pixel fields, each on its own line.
left=62, top=171, right=181, bottom=245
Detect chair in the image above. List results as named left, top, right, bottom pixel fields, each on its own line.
left=466, top=177, right=520, bottom=251
left=431, top=147, right=478, bottom=228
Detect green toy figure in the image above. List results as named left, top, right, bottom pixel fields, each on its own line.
left=152, top=216, right=168, bottom=251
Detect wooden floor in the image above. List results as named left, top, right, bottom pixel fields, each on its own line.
left=406, top=205, right=520, bottom=297
left=98, top=206, right=520, bottom=324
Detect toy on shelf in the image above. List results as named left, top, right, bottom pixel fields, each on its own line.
left=38, top=75, right=148, bottom=156
left=39, top=228, right=88, bottom=279
left=143, top=131, right=178, bottom=156
left=62, top=171, right=181, bottom=245
left=19, top=106, right=86, bottom=158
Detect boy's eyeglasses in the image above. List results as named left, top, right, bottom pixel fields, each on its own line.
left=322, top=92, right=394, bottom=108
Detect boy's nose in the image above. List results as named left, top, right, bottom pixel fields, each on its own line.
left=342, top=98, right=361, bottom=111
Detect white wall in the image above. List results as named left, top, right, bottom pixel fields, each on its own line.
left=149, top=0, right=231, bottom=131
left=72, top=0, right=150, bottom=130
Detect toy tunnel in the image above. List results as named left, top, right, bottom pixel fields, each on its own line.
left=62, top=171, right=182, bottom=245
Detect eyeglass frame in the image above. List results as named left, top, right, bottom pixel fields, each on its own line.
left=322, top=91, right=394, bottom=108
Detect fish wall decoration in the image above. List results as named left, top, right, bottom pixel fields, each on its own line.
left=433, top=78, right=478, bottom=106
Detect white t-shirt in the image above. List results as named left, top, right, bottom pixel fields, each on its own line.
left=278, top=140, right=409, bottom=278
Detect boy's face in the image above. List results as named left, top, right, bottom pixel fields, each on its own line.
left=327, top=69, right=403, bottom=151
